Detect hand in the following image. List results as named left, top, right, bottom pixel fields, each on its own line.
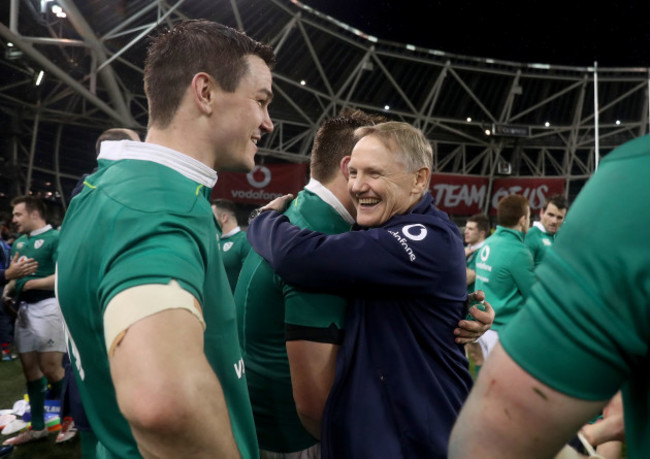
left=581, top=391, right=625, bottom=445
left=2, top=280, right=15, bottom=305
left=4, top=254, right=38, bottom=281
left=454, top=290, right=495, bottom=344
left=260, top=194, right=294, bottom=213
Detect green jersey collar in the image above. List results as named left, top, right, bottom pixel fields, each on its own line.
left=98, top=140, right=217, bottom=188
left=29, top=224, right=53, bottom=237
left=305, top=178, right=355, bottom=224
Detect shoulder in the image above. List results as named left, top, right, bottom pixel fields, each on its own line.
left=93, top=160, right=208, bottom=215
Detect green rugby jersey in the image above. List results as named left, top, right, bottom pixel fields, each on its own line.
left=219, top=229, right=251, bottom=293
left=11, top=224, right=58, bottom=298
left=474, top=226, right=535, bottom=331
left=524, top=222, right=554, bottom=267
left=234, top=184, right=351, bottom=453
left=56, top=141, right=258, bottom=459
left=501, top=135, right=650, bottom=458
left=465, top=242, right=484, bottom=294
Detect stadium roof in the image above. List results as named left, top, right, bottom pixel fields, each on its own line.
left=1, top=0, right=649, bottom=210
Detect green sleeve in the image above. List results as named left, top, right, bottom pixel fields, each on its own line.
left=98, top=213, right=208, bottom=310
left=281, top=279, right=346, bottom=330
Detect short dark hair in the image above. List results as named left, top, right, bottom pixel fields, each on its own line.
left=95, top=128, right=140, bottom=154
left=543, top=194, right=568, bottom=211
left=467, top=213, right=490, bottom=235
left=144, top=20, right=276, bottom=129
left=497, top=194, right=529, bottom=227
left=211, top=199, right=238, bottom=216
left=310, top=109, right=387, bottom=183
left=11, top=195, right=47, bottom=220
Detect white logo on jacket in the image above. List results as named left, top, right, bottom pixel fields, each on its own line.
left=401, top=224, right=427, bottom=241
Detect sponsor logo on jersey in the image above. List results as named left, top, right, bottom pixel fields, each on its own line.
left=476, top=245, right=492, bottom=272
left=234, top=358, right=246, bottom=379
left=543, top=239, right=552, bottom=246
left=401, top=224, right=428, bottom=241
left=34, top=239, right=45, bottom=249
left=246, top=165, right=272, bottom=189
left=222, top=241, right=234, bottom=252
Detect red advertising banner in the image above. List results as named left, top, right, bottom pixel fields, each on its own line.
left=490, top=177, right=565, bottom=215
left=430, top=174, right=566, bottom=216
left=212, top=163, right=308, bottom=205
left=430, top=174, right=490, bottom=216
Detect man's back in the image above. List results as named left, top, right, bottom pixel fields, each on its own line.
left=57, top=144, right=257, bottom=458
left=524, top=222, right=554, bottom=266
left=474, top=226, right=535, bottom=331
left=234, top=187, right=349, bottom=453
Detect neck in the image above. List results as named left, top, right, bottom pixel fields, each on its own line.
left=322, top=174, right=355, bottom=216
left=146, top=121, right=213, bottom=169
left=221, top=221, right=238, bottom=234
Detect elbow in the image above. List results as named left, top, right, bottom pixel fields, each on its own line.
left=116, top=381, right=195, bottom=434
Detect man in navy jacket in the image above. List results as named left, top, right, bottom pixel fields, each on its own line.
left=248, top=122, right=476, bottom=458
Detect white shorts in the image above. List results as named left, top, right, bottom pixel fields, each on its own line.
left=260, top=443, right=321, bottom=459
left=477, top=329, right=500, bottom=359
left=14, top=297, right=66, bottom=353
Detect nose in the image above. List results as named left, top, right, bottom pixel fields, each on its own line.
left=349, top=174, right=367, bottom=194
left=261, top=108, right=273, bottom=134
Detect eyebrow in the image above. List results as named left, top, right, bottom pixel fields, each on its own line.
left=258, top=88, right=274, bottom=102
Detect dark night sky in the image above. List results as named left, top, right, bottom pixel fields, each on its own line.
left=302, top=1, right=650, bottom=67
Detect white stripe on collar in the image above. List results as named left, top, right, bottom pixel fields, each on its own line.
left=304, top=178, right=355, bottom=225
left=533, top=221, right=547, bottom=233
left=98, top=140, right=218, bottom=188
left=30, top=224, right=53, bottom=237
left=222, top=226, right=242, bottom=239
left=467, top=240, right=485, bottom=251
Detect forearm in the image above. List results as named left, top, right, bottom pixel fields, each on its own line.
left=466, top=268, right=476, bottom=286
left=23, top=274, right=55, bottom=291
left=111, top=308, right=240, bottom=458
left=127, top=367, right=240, bottom=458
left=287, top=340, right=338, bottom=440
left=449, top=344, right=606, bottom=458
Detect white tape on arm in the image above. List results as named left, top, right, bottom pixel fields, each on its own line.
left=104, top=280, right=205, bottom=357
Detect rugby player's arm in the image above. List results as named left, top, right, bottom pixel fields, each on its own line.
left=107, top=284, right=240, bottom=459
left=22, top=273, right=55, bottom=291
left=448, top=343, right=607, bottom=459
left=512, top=250, right=536, bottom=298
left=286, top=340, right=338, bottom=439
left=465, top=267, right=476, bottom=286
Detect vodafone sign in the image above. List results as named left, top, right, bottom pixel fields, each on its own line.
left=212, top=163, right=308, bottom=205
left=430, top=174, right=565, bottom=216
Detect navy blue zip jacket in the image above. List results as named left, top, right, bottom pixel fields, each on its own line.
left=247, top=193, right=473, bottom=458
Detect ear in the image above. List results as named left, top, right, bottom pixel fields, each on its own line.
left=192, top=72, right=215, bottom=115
left=518, top=213, right=528, bottom=228
left=340, top=156, right=351, bottom=180
left=412, top=167, right=430, bottom=194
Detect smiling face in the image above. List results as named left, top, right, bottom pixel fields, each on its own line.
left=539, top=202, right=566, bottom=234
left=347, top=135, right=424, bottom=228
left=210, top=55, right=274, bottom=172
